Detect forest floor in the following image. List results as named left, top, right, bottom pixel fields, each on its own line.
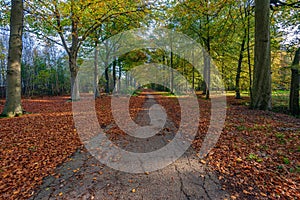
left=0, top=91, right=299, bottom=199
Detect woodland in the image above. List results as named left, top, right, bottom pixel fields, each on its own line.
left=0, top=0, right=299, bottom=199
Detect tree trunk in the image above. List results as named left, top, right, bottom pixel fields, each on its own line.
left=203, top=49, right=210, bottom=99
left=125, top=71, right=128, bottom=89
left=162, top=53, right=167, bottom=91
left=192, top=51, right=195, bottom=90
left=204, top=13, right=211, bottom=99
left=113, top=57, right=117, bottom=90
left=104, top=59, right=110, bottom=94
left=235, top=29, right=246, bottom=99
left=202, top=49, right=207, bottom=95
left=170, top=44, right=174, bottom=93
left=118, top=64, right=122, bottom=92
left=94, top=41, right=100, bottom=98
left=2, top=0, right=24, bottom=117
left=69, top=54, right=80, bottom=100
left=205, top=56, right=210, bottom=99
left=68, top=0, right=80, bottom=101
left=289, top=48, right=300, bottom=115
left=251, top=0, right=272, bottom=110
left=246, top=4, right=253, bottom=99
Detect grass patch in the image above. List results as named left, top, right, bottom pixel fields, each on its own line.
left=131, top=89, right=141, bottom=96
left=275, top=132, right=286, bottom=144
left=247, top=153, right=263, bottom=162
left=282, top=157, right=290, bottom=165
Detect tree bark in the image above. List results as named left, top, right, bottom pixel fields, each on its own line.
left=247, top=21, right=252, bottom=98
left=204, top=14, right=211, bottom=99
left=246, top=4, right=253, bottom=99
left=113, top=57, right=117, bottom=90
left=203, top=49, right=210, bottom=99
left=235, top=29, right=246, bottom=99
left=94, top=40, right=100, bottom=98
left=69, top=1, right=80, bottom=101
left=192, top=51, right=195, bottom=90
left=205, top=55, right=210, bottom=99
left=2, top=0, right=24, bottom=117
left=55, top=0, right=80, bottom=101
left=104, top=63, right=109, bottom=94
left=251, top=0, right=272, bottom=110
left=118, top=64, right=122, bottom=92
left=69, top=53, right=79, bottom=100
left=202, top=57, right=207, bottom=95
left=289, top=48, right=300, bottom=115
left=170, top=40, right=174, bottom=93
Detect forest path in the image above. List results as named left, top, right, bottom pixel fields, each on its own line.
left=30, top=93, right=229, bottom=200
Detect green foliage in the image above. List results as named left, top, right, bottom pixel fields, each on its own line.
left=236, top=125, right=246, bottom=131
left=282, top=157, right=290, bottom=165
left=247, top=153, right=263, bottom=162
left=21, top=50, right=70, bottom=96
left=0, top=0, right=10, bottom=27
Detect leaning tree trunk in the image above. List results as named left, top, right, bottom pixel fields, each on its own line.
left=2, top=0, right=24, bottom=117
left=251, top=0, right=272, bottom=110
left=289, top=48, right=300, bottom=115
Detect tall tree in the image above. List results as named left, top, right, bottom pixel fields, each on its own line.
left=26, top=0, right=147, bottom=100
left=251, top=0, right=272, bottom=110
left=1, top=0, right=24, bottom=117
left=94, top=40, right=100, bottom=98
left=289, top=47, right=300, bottom=115
left=235, top=3, right=251, bottom=99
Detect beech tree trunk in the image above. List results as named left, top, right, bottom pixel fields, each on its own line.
left=170, top=52, right=174, bottom=93
left=69, top=54, right=80, bottom=100
left=170, top=42, right=174, bottom=93
left=289, top=48, right=300, bottom=115
left=118, top=64, right=122, bottom=92
left=251, top=0, right=272, bottom=110
left=203, top=13, right=211, bottom=99
left=202, top=49, right=210, bottom=99
left=113, top=57, right=117, bottom=90
left=246, top=3, right=253, bottom=99
left=2, top=0, right=24, bottom=117
left=235, top=29, right=246, bottom=99
left=202, top=50, right=207, bottom=95
left=94, top=41, right=100, bottom=98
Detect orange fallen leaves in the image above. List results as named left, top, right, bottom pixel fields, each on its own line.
left=156, top=95, right=300, bottom=199
left=0, top=95, right=146, bottom=200
left=1, top=93, right=299, bottom=199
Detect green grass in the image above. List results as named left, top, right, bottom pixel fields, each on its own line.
left=227, top=90, right=300, bottom=114
left=247, top=153, right=263, bottom=162
left=272, top=90, right=290, bottom=108
left=152, top=91, right=188, bottom=98
left=131, top=89, right=141, bottom=96
left=282, top=157, right=290, bottom=165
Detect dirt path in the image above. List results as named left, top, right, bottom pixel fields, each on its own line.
left=30, top=93, right=229, bottom=200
